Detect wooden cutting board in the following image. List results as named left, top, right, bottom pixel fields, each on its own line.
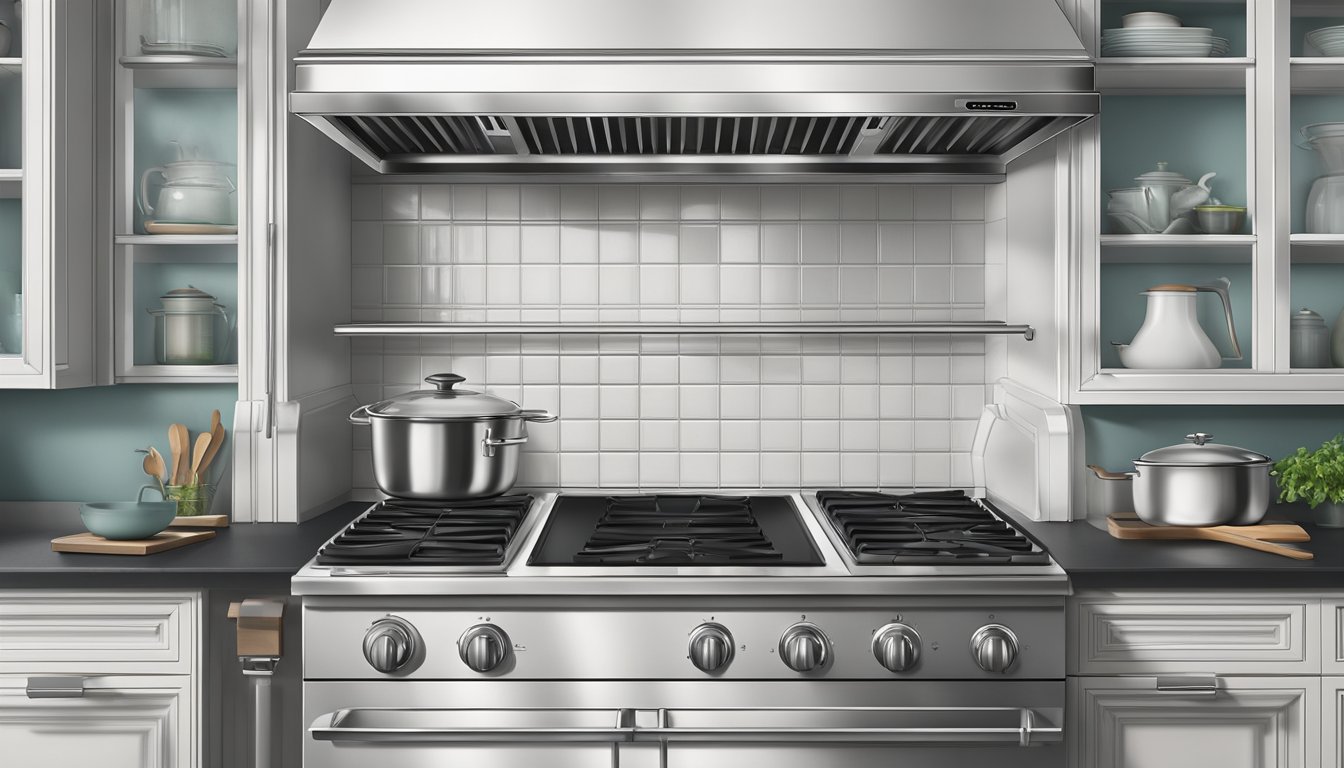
left=52, top=529, right=216, bottom=555
left=1107, top=513, right=1313, bottom=560
left=170, top=514, right=230, bottom=528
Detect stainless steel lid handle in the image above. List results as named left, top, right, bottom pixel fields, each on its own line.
left=482, top=428, right=529, bottom=458
left=425, top=373, right=466, bottom=391
left=1185, top=433, right=1212, bottom=445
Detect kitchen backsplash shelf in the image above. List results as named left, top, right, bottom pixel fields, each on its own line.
left=1096, top=59, right=1253, bottom=94
left=334, top=321, right=1036, bottom=340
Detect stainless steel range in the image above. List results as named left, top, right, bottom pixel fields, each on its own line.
left=294, top=490, right=1067, bottom=768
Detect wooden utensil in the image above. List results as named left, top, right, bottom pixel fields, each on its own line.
left=168, top=423, right=190, bottom=486
left=141, top=448, right=167, bottom=491
left=198, top=420, right=226, bottom=480
left=190, top=432, right=211, bottom=483
left=1107, top=514, right=1314, bottom=560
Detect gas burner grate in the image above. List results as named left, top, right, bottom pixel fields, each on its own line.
left=816, top=489, right=1050, bottom=565
left=573, top=495, right=785, bottom=565
left=316, top=496, right=532, bottom=566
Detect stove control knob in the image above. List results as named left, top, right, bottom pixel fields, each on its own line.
left=971, top=624, right=1019, bottom=674
left=688, top=623, right=734, bottom=673
left=363, top=617, right=418, bottom=674
left=779, top=623, right=829, bottom=672
left=872, top=623, right=922, bottom=673
left=459, top=624, right=510, bottom=673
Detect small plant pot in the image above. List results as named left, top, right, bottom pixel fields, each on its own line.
left=1316, top=501, right=1344, bottom=528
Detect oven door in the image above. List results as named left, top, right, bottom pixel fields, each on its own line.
left=305, top=681, right=1064, bottom=768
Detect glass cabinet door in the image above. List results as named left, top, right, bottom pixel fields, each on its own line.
left=0, top=0, right=24, bottom=364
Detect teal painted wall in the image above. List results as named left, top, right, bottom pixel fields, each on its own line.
left=1083, top=405, right=1344, bottom=472
left=0, top=385, right=236, bottom=502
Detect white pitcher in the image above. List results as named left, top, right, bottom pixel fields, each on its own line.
left=1112, top=278, right=1242, bottom=369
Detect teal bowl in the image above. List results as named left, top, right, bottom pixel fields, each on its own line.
left=80, top=486, right=177, bottom=540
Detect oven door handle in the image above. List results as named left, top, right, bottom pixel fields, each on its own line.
left=633, top=706, right=1062, bottom=748
left=309, top=708, right=637, bottom=744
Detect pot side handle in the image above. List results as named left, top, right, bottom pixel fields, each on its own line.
left=349, top=404, right=372, bottom=426
left=519, top=409, right=558, bottom=423
left=1087, top=464, right=1134, bottom=481
left=483, top=428, right=529, bottom=458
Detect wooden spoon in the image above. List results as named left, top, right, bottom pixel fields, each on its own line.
left=189, top=432, right=212, bottom=484
left=168, top=423, right=190, bottom=486
left=197, top=420, right=227, bottom=481
left=141, top=448, right=167, bottom=491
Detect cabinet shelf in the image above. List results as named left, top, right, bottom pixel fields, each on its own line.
left=1100, top=234, right=1257, bottom=246
left=1096, top=59, right=1252, bottom=94
left=1100, top=246, right=1251, bottom=264
left=115, top=234, right=238, bottom=246
left=333, top=321, right=1038, bottom=340
left=115, top=364, right=238, bottom=384
left=119, top=56, right=237, bottom=89
left=0, top=169, right=19, bottom=198
left=1290, top=58, right=1344, bottom=92
left=0, top=58, right=19, bottom=77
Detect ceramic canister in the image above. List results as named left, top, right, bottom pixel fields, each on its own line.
left=1291, top=307, right=1332, bottom=368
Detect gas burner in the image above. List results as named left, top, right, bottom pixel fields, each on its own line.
left=528, top=493, right=826, bottom=567
left=316, top=496, right=533, bottom=566
left=816, top=489, right=1050, bottom=565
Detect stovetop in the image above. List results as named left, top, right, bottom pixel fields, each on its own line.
left=294, top=490, right=1067, bottom=595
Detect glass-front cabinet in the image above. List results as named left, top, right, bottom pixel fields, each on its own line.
left=113, top=0, right=240, bottom=383
left=1073, top=0, right=1344, bottom=403
left=0, top=0, right=101, bottom=388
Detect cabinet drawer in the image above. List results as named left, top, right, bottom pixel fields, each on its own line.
left=0, top=592, right=197, bottom=673
left=1070, top=597, right=1317, bottom=674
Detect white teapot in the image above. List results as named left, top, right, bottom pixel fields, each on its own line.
left=1134, top=163, right=1217, bottom=233
left=1112, top=278, right=1242, bottom=369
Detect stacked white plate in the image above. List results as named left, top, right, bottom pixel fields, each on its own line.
left=1305, top=25, right=1344, bottom=57
left=1101, top=27, right=1229, bottom=57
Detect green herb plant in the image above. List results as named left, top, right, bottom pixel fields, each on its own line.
left=1272, top=434, right=1344, bottom=509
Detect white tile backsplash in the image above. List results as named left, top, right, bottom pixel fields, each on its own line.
left=351, top=183, right=999, bottom=490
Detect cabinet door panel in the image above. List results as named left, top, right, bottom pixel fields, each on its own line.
left=1070, top=676, right=1317, bottom=768
left=0, top=675, right=192, bottom=768
left=1325, top=678, right=1344, bottom=768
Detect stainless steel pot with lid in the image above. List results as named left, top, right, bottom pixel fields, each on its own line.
left=1129, top=432, right=1272, bottom=526
left=350, top=373, right=557, bottom=500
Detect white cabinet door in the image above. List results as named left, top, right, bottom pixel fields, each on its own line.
left=1070, top=676, right=1317, bottom=768
left=1325, top=678, right=1344, bottom=767
left=0, top=675, right=194, bottom=768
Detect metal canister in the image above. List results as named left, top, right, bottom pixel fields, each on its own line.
left=1290, top=307, right=1332, bottom=368
left=147, top=286, right=230, bottom=365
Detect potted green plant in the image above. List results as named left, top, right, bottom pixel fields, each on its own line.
left=1272, top=434, right=1344, bottom=527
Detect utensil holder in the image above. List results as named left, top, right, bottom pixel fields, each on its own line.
left=165, top=483, right=213, bottom=516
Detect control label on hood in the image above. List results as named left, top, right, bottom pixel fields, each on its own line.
left=960, top=100, right=1019, bottom=111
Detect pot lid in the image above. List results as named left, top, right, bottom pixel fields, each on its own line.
left=1135, top=162, right=1192, bottom=186
left=160, top=285, right=216, bottom=301
left=1143, top=283, right=1197, bottom=293
left=1135, top=432, right=1271, bottom=466
left=365, top=373, right=523, bottom=419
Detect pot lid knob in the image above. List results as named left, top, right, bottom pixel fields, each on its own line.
left=1185, top=432, right=1212, bottom=445
left=425, top=373, right=466, bottom=391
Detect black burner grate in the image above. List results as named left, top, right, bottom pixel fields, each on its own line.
left=573, top=495, right=783, bottom=565
left=528, top=494, right=825, bottom=567
left=816, top=489, right=1050, bottom=565
left=316, top=496, right=532, bottom=566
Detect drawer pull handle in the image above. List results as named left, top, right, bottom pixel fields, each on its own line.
left=26, top=677, right=86, bottom=699
left=1156, top=675, right=1219, bottom=695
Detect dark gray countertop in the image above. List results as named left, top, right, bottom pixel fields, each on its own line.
left=0, top=502, right=365, bottom=589
left=1002, top=507, right=1344, bottom=589
left=4, top=498, right=1344, bottom=590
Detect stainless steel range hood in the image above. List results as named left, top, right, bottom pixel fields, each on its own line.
left=291, top=0, right=1097, bottom=181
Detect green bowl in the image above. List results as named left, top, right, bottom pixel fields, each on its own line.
left=79, top=486, right=177, bottom=540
